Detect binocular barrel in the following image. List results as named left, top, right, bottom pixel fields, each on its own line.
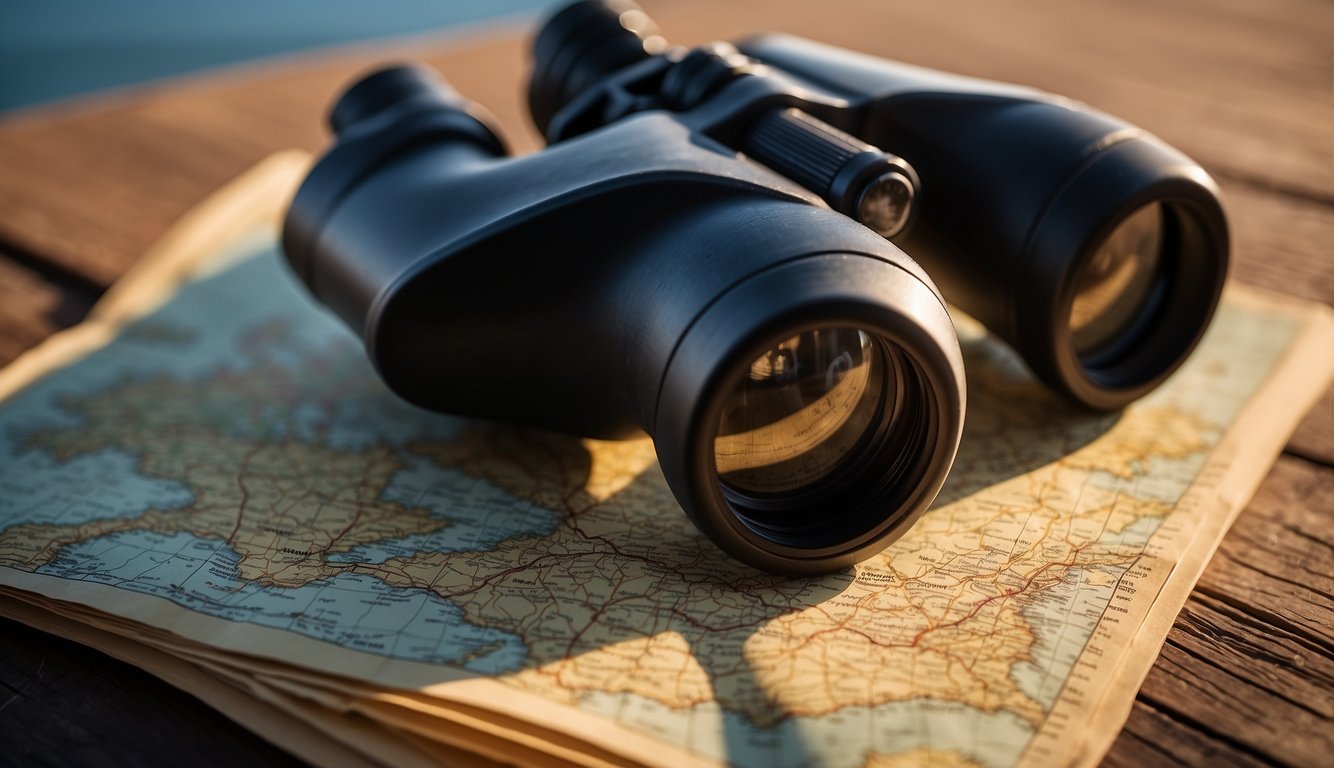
left=530, top=0, right=1229, bottom=411
left=283, top=64, right=965, bottom=574
left=281, top=0, right=1229, bottom=574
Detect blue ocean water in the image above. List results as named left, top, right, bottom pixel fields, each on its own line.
left=0, top=0, right=558, bottom=111
left=0, top=245, right=554, bottom=671
left=37, top=530, right=530, bottom=670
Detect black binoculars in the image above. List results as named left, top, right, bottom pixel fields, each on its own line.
left=282, top=0, right=1228, bottom=574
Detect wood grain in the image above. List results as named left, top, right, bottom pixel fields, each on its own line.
left=0, top=34, right=535, bottom=286
left=0, top=253, right=100, bottom=367
left=1109, top=457, right=1334, bottom=767
left=1, top=0, right=1330, bottom=286
left=1288, top=384, right=1334, bottom=465
left=0, top=615, right=305, bottom=768
left=1221, top=180, right=1334, bottom=308
left=1102, top=699, right=1270, bottom=768
left=0, top=0, right=1330, bottom=766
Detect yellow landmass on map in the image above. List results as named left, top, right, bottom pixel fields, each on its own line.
left=1062, top=405, right=1213, bottom=479
left=0, top=329, right=447, bottom=586
left=0, top=315, right=1209, bottom=734
left=372, top=406, right=1189, bottom=728
left=0, top=437, right=444, bottom=586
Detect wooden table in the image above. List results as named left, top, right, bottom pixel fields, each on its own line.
left=1, top=1, right=1329, bottom=765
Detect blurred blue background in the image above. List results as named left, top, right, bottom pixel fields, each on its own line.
left=0, top=0, right=557, bottom=112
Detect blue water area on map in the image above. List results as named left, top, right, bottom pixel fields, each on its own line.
left=0, top=448, right=194, bottom=529
left=0, top=246, right=457, bottom=453
left=321, top=390, right=468, bottom=453
left=37, top=529, right=530, bottom=670
left=1, top=255, right=331, bottom=424
left=0, top=0, right=557, bottom=111
left=1, top=245, right=558, bottom=671
left=329, top=453, right=561, bottom=564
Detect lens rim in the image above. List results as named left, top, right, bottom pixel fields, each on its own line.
left=652, top=253, right=965, bottom=575
left=713, top=328, right=887, bottom=498
left=1066, top=202, right=1176, bottom=371
left=1067, top=202, right=1167, bottom=361
left=714, top=330, right=925, bottom=549
left=1014, top=137, right=1229, bottom=411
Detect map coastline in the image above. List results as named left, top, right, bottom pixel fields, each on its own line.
left=2, top=152, right=1331, bottom=768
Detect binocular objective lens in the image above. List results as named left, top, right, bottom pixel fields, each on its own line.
left=1069, top=203, right=1165, bottom=360
left=714, top=328, right=887, bottom=495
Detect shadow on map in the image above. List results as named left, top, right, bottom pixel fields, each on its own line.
left=412, top=424, right=852, bottom=766
left=405, top=330, right=1123, bottom=765
left=931, top=333, right=1123, bottom=507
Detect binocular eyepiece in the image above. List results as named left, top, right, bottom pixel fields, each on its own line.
left=282, top=0, right=1228, bottom=574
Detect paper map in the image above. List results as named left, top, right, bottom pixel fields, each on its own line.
left=1, top=153, right=1330, bottom=768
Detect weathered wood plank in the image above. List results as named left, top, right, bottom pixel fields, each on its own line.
left=0, top=252, right=100, bottom=367
left=1220, top=180, right=1334, bottom=308
left=1104, top=700, right=1269, bottom=768
left=1113, top=456, right=1334, bottom=767
left=0, top=34, right=534, bottom=286
left=1196, top=457, right=1334, bottom=650
left=0, top=0, right=1329, bottom=285
left=1288, top=384, right=1334, bottom=466
left=0, top=616, right=306, bottom=768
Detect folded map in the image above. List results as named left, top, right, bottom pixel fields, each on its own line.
left=1, top=152, right=1330, bottom=768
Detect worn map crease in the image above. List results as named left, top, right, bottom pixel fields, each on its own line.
left=1, top=153, right=1331, bottom=768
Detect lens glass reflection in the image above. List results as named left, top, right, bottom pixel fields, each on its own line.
left=1069, top=203, right=1164, bottom=358
left=714, top=328, right=886, bottom=495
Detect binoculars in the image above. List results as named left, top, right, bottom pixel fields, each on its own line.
left=282, top=0, right=1228, bottom=574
